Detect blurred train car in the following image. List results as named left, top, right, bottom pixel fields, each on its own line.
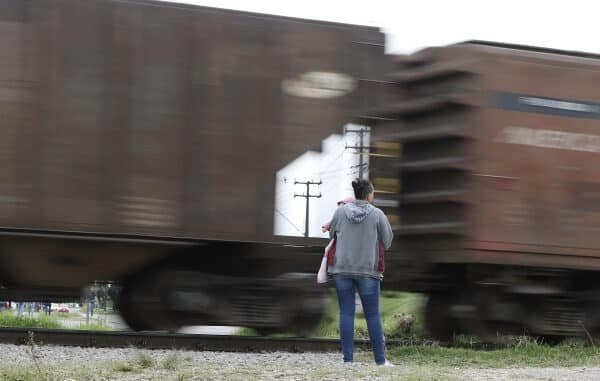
left=368, top=41, right=600, bottom=340
left=0, top=0, right=386, bottom=333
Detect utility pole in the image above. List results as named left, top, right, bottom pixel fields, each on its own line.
left=294, top=180, right=322, bottom=237
left=345, top=126, right=371, bottom=179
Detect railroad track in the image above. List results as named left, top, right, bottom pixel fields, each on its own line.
left=0, top=328, right=446, bottom=352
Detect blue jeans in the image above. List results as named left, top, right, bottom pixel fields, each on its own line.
left=333, top=275, right=386, bottom=364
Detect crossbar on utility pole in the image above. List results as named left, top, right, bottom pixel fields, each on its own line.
left=345, top=126, right=371, bottom=179
left=294, top=180, right=322, bottom=237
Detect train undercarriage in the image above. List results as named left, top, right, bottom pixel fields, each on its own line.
left=117, top=269, right=326, bottom=336
left=4, top=232, right=600, bottom=341
left=421, top=264, right=600, bottom=341
left=0, top=231, right=327, bottom=336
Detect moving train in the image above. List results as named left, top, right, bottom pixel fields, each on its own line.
left=369, top=41, right=600, bottom=339
left=2, top=0, right=600, bottom=339
left=0, top=0, right=384, bottom=334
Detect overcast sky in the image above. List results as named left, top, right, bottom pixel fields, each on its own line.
left=158, top=0, right=600, bottom=54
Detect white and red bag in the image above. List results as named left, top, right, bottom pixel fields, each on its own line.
left=317, top=237, right=336, bottom=283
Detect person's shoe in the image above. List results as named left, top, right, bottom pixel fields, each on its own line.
left=379, top=360, right=394, bottom=367
left=342, top=361, right=353, bottom=366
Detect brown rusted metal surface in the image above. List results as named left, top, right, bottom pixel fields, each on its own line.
left=0, top=0, right=383, bottom=238
left=0, top=0, right=384, bottom=289
left=369, top=41, right=600, bottom=290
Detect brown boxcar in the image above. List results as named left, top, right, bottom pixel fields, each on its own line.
left=0, top=0, right=385, bottom=332
left=367, top=41, right=600, bottom=339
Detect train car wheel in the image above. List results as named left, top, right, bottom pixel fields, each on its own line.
left=458, top=289, right=512, bottom=344
left=118, top=270, right=181, bottom=332
left=425, top=293, right=460, bottom=342
left=285, top=293, right=326, bottom=337
left=116, top=283, right=151, bottom=331
left=459, top=294, right=490, bottom=341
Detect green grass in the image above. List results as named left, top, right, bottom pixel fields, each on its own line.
left=311, top=290, right=426, bottom=339
left=0, top=310, right=112, bottom=331
left=0, top=311, right=65, bottom=329
left=240, top=290, right=425, bottom=339
left=2, top=344, right=600, bottom=380
left=0, top=361, right=127, bottom=381
left=387, top=338, right=600, bottom=368
left=295, top=291, right=600, bottom=368
left=162, top=353, right=181, bottom=370
left=114, top=360, right=135, bottom=372
left=235, top=290, right=600, bottom=369
left=76, top=314, right=112, bottom=331
left=136, top=352, right=155, bottom=369
left=177, top=372, right=193, bottom=381
left=78, top=321, right=112, bottom=331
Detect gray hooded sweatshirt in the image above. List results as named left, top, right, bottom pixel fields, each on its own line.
left=327, top=200, right=394, bottom=279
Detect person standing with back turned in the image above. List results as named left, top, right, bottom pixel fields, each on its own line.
left=327, top=178, right=394, bottom=366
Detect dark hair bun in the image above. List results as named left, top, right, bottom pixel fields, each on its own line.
left=352, top=178, right=374, bottom=200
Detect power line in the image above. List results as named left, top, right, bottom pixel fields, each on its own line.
left=274, top=208, right=303, bottom=235
left=274, top=145, right=345, bottom=200
left=319, top=180, right=346, bottom=201
left=308, top=163, right=366, bottom=183
left=345, top=126, right=371, bottom=179
left=276, top=132, right=353, bottom=201
left=317, top=134, right=349, bottom=173
left=294, top=179, right=322, bottom=237
left=299, top=133, right=349, bottom=179
left=318, top=147, right=347, bottom=175
left=348, top=163, right=369, bottom=170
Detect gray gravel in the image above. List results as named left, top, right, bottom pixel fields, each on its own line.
left=461, top=367, right=600, bottom=381
left=0, top=344, right=402, bottom=380
left=3, top=343, right=600, bottom=380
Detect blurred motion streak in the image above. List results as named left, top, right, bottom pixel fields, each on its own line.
left=0, top=0, right=385, bottom=334
left=3, top=0, right=600, bottom=341
left=367, top=40, right=600, bottom=341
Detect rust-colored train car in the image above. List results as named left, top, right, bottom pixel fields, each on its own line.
left=368, top=41, right=600, bottom=339
left=0, top=0, right=384, bottom=332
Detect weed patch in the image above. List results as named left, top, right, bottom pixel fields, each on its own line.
left=162, top=353, right=181, bottom=370
left=78, top=320, right=111, bottom=331
left=114, top=360, right=135, bottom=372
left=136, top=352, right=155, bottom=369
left=0, top=311, right=64, bottom=329
left=387, top=338, right=600, bottom=368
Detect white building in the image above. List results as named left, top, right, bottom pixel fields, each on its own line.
left=274, top=124, right=370, bottom=238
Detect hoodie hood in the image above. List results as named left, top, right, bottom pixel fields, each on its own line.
left=343, top=200, right=375, bottom=223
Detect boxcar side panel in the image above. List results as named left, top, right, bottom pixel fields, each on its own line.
left=0, top=0, right=385, bottom=243
left=472, top=55, right=600, bottom=251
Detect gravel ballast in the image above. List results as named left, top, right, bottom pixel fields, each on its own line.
left=2, top=343, right=600, bottom=380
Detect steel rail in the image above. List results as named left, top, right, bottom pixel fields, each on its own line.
left=0, top=328, right=515, bottom=352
